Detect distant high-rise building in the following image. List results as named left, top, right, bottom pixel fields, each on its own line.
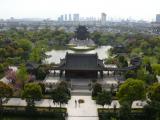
left=65, top=14, right=67, bottom=21
left=101, top=13, right=107, bottom=25
left=58, top=15, right=64, bottom=21
left=69, top=14, right=72, bottom=21
left=156, top=14, right=160, bottom=22
left=73, top=14, right=79, bottom=21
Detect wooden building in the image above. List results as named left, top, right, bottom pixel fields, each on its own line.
left=56, top=53, right=105, bottom=79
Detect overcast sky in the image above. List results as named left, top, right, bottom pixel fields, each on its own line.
left=0, top=0, right=160, bottom=21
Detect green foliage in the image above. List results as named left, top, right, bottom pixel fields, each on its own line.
left=104, top=57, right=117, bottom=64
left=92, top=83, right=102, bottom=98
left=36, top=65, right=50, bottom=80
left=52, top=89, right=69, bottom=108
left=143, top=101, right=160, bottom=120
left=96, top=91, right=112, bottom=107
left=57, top=81, right=70, bottom=97
left=0, top=81, right=13, bottom=107
left=22, top=83, right=42, bottom=99
left=16, top=39, right=32, bottom=51
left=136, top=68, right=157, bottom=85
left=148, top=83, right=160, bottom=102
left=0, top=81, right=13, bottom=97
left=38, top=83, right=45, bottom=94
left=119, top=102, right=131, bottom=120
left=117, top=56, right=128, bottom=67
left=117, top=78, right=145, bottom=105
left=143, top=73, right=157, bottom=85
left=152, top=64, right=160, bottom=75
left=22, top=83, right=42, bottom=107
left=29, top=47, right=42, bottom=63
left=99, top=35, right=109, bottom=45
left=16, top=64, right=28, bottom=87
left=0, top=64, right=5, bottom=74
left=0, top=28, right=73, bottom=67
left=145, top=62, right=153, bottom=74
left=125, top=70, right=137, bottom=79
left=51, top=81, right=70, bottom=107
left=91, top=31, right=101, bottom=44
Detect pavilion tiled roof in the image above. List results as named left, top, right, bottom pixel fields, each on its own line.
left=58, top=53, right=104, bottom=70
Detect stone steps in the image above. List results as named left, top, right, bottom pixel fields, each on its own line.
left=71, top=90, right=92, bottom=96
left=72, top=85, right=90, bottom=90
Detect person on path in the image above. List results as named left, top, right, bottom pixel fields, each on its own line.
left=75, top=100, right=77, bottom=108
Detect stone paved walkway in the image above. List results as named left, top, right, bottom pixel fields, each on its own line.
left=3, top=96, right=146, bottom=120
left=67, top=96, right=100, bottom=120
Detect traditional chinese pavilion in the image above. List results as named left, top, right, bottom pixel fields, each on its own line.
left=55, top=53, right=105, bottom=79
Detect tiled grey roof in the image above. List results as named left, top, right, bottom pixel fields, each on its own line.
left=59, top=53, right=104, bottom=70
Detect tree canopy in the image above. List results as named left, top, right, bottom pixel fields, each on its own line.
left=148, top=83, right=160, bottom=102
left=96, top=91, right=112, bottom=108
left=16, top=64, right=28, bottom=88
left=0, top=81, right=13, bottom=107
left=92, top=83, right=102, bottom=97
left=117, top=78, right=146, bottom=105
left=22, top=83, right=42, bottom=107
left=51, top=81, right=70, bottom=107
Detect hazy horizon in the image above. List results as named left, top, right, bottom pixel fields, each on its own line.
left=0, top=0, right=160, bottom=21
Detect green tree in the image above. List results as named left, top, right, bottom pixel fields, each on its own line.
left=0, top=81, right=13, bottom=109
left=22, top=83, right=42, bottom=109
left=144, top=82, right=160, bottom=119
left=119, top=102, right=131, bottom=120
left=29, top=47, right=42, bottom=63
left=148, top=83, right=160, bottom=102
left=117, top=56, right=128, bottom=67
left=99, top=35, right=109, bottom=45
left=52, top=88, right=69, bottom=108
left=117, top=78, right=145, bottom=106
left=124, top=70, right=137, bottom=79
left=96, top=91, right=112, bottom=108
left=57, top=81, right=70, bottom=97
left=92, top=83, right=102, bottom=98
left=143, top=73, right=157, bottom=85
left=143, top=101, right=160, bottom=120
left=16, top=64, right=28, bottom=88
left=36, top=65, right=49, bottom=80
left=52, top=81, right=70, bottom=108
left=91, top=31, right=101, bottom=44
left=146, top=62, right=153, bottom=74
left=17, top=39, right=32, bottom=51
left=152, top=64, right=160, bottom=75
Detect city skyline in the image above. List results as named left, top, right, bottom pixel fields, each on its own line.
left=0, top=0, right=160, bottom=21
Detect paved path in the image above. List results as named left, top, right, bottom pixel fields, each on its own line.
left=67, top=96, right=100, bottom=120
left=3, top=97, right=146, bottom=120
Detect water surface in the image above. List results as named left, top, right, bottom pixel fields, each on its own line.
left=44, top=46, right=111, bottom=64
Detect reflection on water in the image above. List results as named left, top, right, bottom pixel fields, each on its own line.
left=44, top=46, right=111, bottom=64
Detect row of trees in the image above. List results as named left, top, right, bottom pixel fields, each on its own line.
left=94, top=79, right=160, bottom=120
left=0, top=28, right=73, bottom=78
left=0, top=80, right=70, bottom=111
